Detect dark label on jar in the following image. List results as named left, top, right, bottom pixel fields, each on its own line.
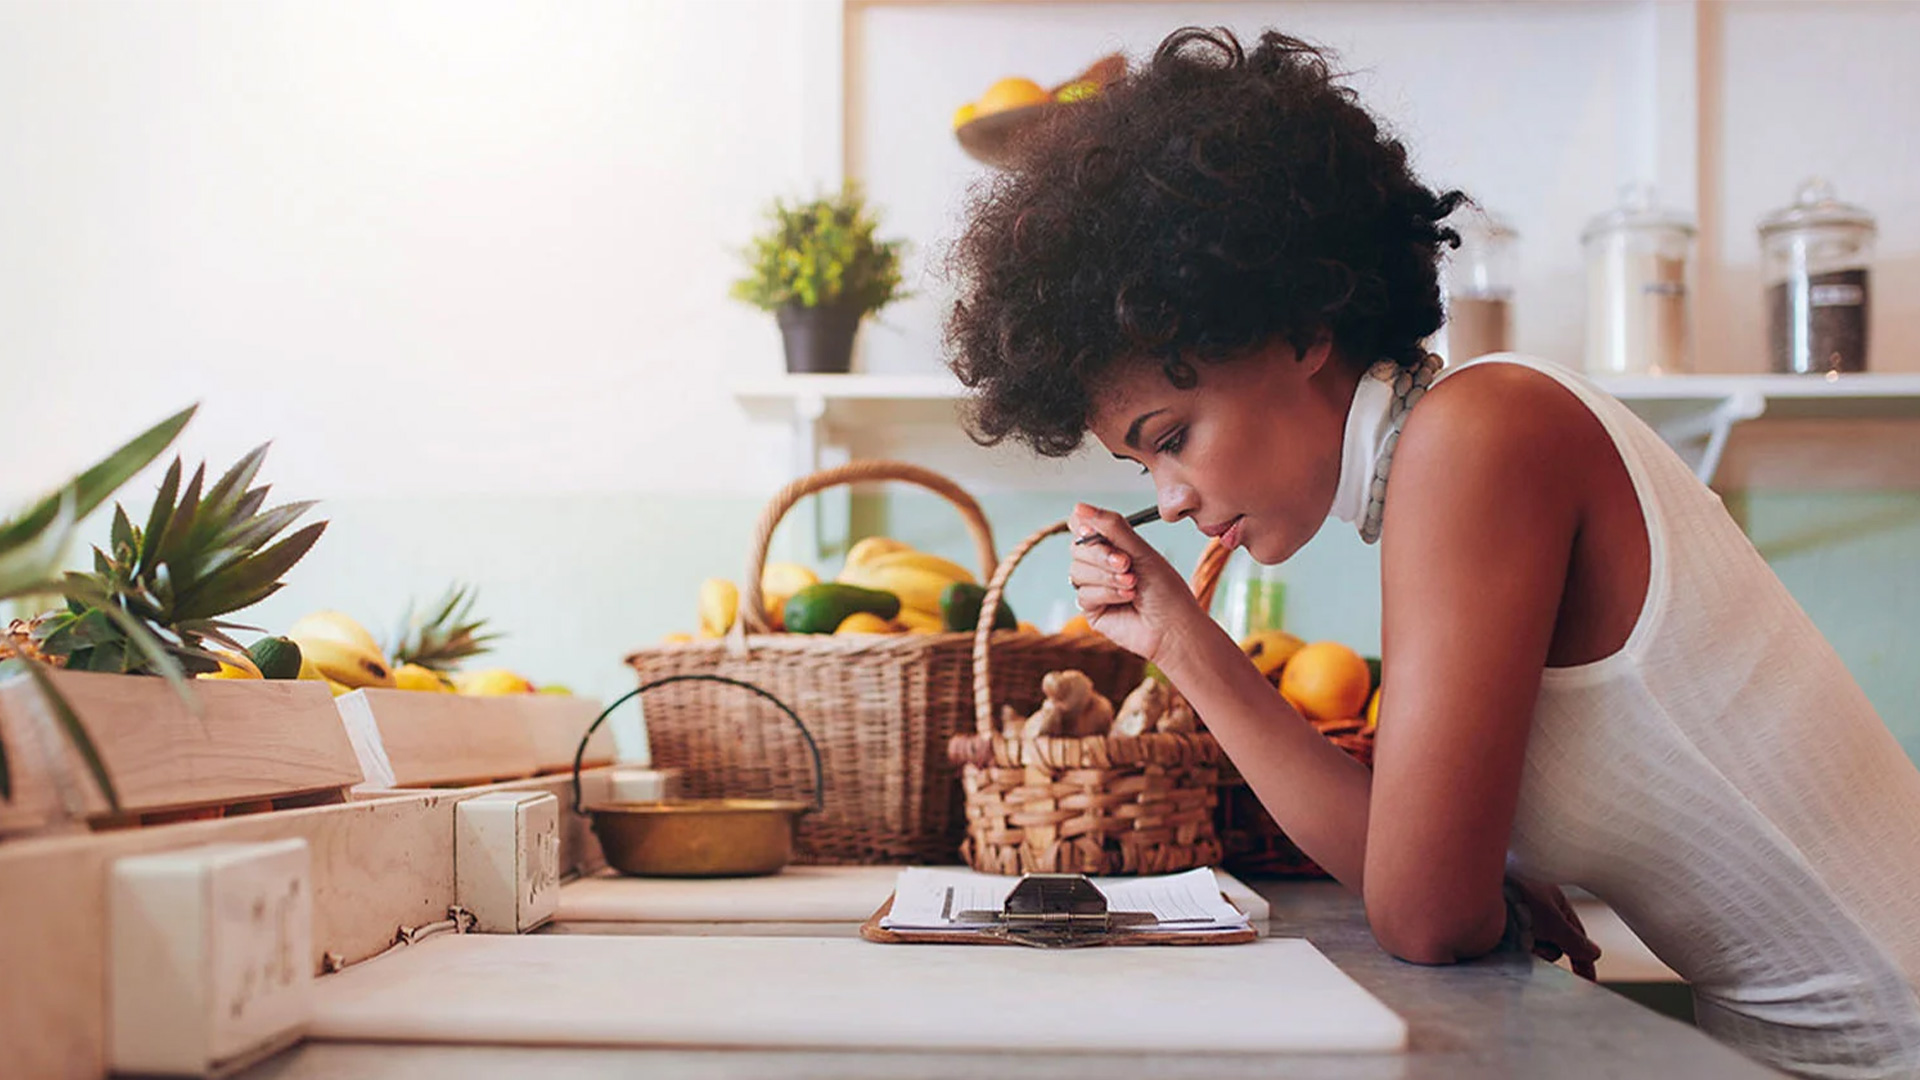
left=1768, top=268, right=1869, bottom=375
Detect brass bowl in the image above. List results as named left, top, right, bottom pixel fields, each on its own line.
left=571, top=674, right=824, bottom=879
left=588, top=797, right=811, bottom=877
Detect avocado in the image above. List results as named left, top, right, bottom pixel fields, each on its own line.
left=783, top=583, right=901, bottom=635
left=939, top=581, right=1017, bottom=633
left=247, top=636, right=304, bottom=681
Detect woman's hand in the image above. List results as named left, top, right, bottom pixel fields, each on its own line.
left=1509, top=876, right=1602, bottom=980
left=1066, top=503, right=1212, bottom=669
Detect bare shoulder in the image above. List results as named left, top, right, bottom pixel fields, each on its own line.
left=1395, top=362, right=1607, bottom=484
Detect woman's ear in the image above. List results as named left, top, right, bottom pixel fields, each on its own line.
left=1296, top=327, right=1336, bottom=376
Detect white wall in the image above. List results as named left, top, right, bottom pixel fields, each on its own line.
left=850, top=0, right=1920, bottom=387
left=1, top=0, right=814, bottom=504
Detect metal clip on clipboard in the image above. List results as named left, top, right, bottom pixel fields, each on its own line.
left=952, top=873, right=1159, bottom=948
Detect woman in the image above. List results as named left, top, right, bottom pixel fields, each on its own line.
left=944, top=27, right=1920, bottom=1080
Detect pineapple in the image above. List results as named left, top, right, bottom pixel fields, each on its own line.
left=0, top=404, right=196, bottom=806
left=388, top=583, right=499, bottom=672
left=32, top=444, right=326, bottom=678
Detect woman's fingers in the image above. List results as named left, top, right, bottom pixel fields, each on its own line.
left=1071, top=503, right=1155, bottom=561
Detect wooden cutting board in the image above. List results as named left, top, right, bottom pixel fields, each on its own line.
left=310, top=934, right=1405, bottom=1054
left=554, top=866, right=1272, bottom=930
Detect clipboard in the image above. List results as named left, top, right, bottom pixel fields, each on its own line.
left=860, top=873, right=1259, bottom=948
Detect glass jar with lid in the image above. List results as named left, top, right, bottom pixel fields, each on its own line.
left=1582, top=185, right=1696, bottom=376
left=1443, top=207, right=1518, bottom=363
left=1759, top=178, right=1876, bottom=375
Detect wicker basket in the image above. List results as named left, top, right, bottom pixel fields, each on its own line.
left=624, top=461, right=1142, bottom=866
left=946, top=520, right=1222, bottom=876
left=1188, top=539, right=1377, bottom=878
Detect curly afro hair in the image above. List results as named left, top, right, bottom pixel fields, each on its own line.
left=944, top=27, right=1465, bottom=457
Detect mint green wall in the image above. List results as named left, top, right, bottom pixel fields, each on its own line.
left=20, top=485, right=1917, bottom=765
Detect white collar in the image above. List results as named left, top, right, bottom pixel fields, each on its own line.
left=1327, top=361, right=1403, bottom=531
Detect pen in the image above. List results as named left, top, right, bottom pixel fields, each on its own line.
left=1073, top=505, right=1160, bottom=545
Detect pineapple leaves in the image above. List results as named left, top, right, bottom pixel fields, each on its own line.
left=173, top=520, right=325, bottom=621
left=135, top=458, right=183, bottom=582
left=389, top=583, right=500, bottom=671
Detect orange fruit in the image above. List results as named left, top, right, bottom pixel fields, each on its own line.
left=1279, top=641, right=1372, bottom=722
left=1058, top=613, right=1095, bottom=638
left=976, top=77, right=1051, bottom=117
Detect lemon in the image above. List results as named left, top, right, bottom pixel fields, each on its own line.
left=1363, top=687, right=1382, bottom=733
left=454, top=669, right=536, bottom=696
left=952, top=102, right=978, bottom=130
left=393, top=662, right=450, bottom=693
left=1279, top=641, right=1372, bottom=722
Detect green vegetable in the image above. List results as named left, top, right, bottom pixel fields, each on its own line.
left=783, top=583, right=901, bottom=635
left=939, top=582, right=1017, bottom=633
left=247, top=636, right=304, bottom=680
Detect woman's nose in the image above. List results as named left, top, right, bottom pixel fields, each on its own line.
left=1158, top=484, right=1198, bottom=523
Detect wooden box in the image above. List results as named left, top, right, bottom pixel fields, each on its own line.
left=335, top=690, right=615, bottom=792
left=0, top=669, right=364, bottom=838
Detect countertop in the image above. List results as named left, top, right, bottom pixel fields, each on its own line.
left=242, top=878, right=1783, bottom=1080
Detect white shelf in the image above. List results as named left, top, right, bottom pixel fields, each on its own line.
left=734, top=370, right=1920, bottom=514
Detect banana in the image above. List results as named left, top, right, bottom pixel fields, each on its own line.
left=864, top=550, right=978, bottom=586
left=1239, top=630, right=1306, bottom=680
left=835, top=562, right=959, bottom=617
left=294, top=635, right=395, bottom=689
left=845, top=537, right=913, bottom=568
left=287, top=610, right=383, bottom=656
left=698, top=578, right=738, bottom=637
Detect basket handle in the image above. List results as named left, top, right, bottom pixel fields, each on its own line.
left=968, top=524, right=1234, bottom=735
left=569, top=673, right=826, bottom=816
left=738, top=460, right=999, bottom=634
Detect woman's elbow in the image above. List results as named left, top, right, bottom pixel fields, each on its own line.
left=1366, top=903, right=1504, bottom=966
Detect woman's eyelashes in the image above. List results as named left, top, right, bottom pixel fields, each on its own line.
left=1135, top=427, right=1188, bottom=475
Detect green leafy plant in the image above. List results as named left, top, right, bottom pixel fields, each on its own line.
left=730, top=182, right=908, bottom=314
left=33, top=445, right=327, bottom=680
left=0, top=406, right=197, bottom=806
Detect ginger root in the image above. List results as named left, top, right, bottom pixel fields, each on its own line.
left=1020, top=669, right=1114, bottom=739
left=1110, top=676, right=1198, bottom=735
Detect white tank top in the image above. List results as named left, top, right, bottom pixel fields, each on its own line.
left=1341, top=353, right=1920, bottom=1079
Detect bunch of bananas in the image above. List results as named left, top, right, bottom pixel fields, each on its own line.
left=832, top=537, right=975, bottom=634
left=671, top=537, right=1019, bottom=641
left=288, top=611, right=397, bottom=696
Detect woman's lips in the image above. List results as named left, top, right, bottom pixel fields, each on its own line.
left=1221, top=516, right=1247, bottom=551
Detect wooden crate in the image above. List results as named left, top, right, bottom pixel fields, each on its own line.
left=0, top=669, right=363, bottom=838
left=0, top=768, right=614, bottom=1080
left=520, top=693, right=617, bottom=776
left=336, top=688, right=540, bottom=790
left=337, top=690, right=618, bottom=791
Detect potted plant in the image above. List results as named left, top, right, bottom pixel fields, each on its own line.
left=730, top=182, right=907, bottom=374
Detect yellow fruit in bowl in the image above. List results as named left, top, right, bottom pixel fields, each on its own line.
left=393, top=663, right=451, bottom=692
left=1278, top=641, right=1372, bottom=723
left=1239, top=630, right=1306, bottom=680
left=661, top=631, right=694, bottom=645
left=698, top=579, right=738, bottom=638
left=454, top=669, right=536, bottom=696
left=1363, top=687, right=1382, bottom=733
left=952, top=101, right=978, bottom=129
left=761, top=562, right=819, bottom=631
left=976, top=76, right=1051, bottom=117
left=834, top=611, right=897, bottom=635
left=538, top=684, right=573, bottom=696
